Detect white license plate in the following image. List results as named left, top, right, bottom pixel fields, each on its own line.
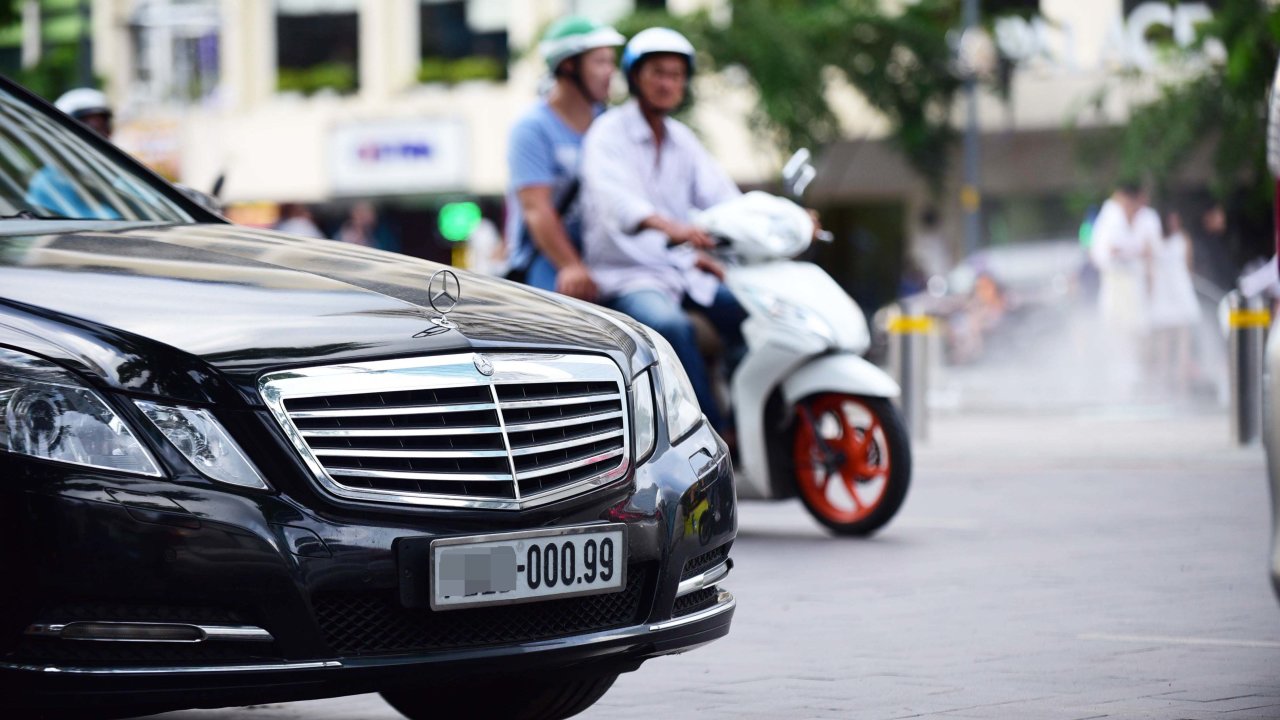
left=430, top=524, right=627, bottom=610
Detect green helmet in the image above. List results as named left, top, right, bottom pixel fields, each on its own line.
left=539, top=16, right=625, bottom=73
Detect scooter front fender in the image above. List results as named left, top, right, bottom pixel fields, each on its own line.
left=782, top=353, right=901, bottom=404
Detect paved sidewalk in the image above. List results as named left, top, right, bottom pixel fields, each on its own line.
left=151, top=405, right=1279, bottom=720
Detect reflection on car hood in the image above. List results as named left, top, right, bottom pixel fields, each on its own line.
left=0, top=224, right=642, bottom=400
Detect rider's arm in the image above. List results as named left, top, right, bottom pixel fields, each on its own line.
left=518, top=185, right=585, bottom=271
left=638, top=214, right=713, bottom=248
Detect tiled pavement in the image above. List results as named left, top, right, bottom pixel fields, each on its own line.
left=153, top=405, right=1279, bottom=719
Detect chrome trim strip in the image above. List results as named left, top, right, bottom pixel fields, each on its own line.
left=503, top=410, right=624, bottom=434
left=23, top=622, right=274, bottom=644
left=327, top=467, right=513, bottom=482
left=648, top=590, right=736, bottom=632
left=312, top=447, right=509, bottom=459
left=508, top=429, right=625, bottom=456
left=288, top=401, right=497, bottom=418
left=0, top=593, right=736, bottom=676
left=201, top=626, right=276, bottom=643
left=490, top=384, right=522, bottom=502
left=300, top=426, right=501, bottom=438
left=259, top=353, right=632, bottom=511
left=515, top=448, right=626, bottom=481
left=675, top=561, right=731, bottom=598
left=0, top=660, right=341, bottom=675
left=499, top=392, right=621, bottom=410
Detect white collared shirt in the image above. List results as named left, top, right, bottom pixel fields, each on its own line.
left=581, top=100, right=741, bottom=305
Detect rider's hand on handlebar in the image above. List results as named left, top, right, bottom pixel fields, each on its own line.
left=556, top=262, right=598, bottom=301
left=694, top=252, right=726, bottom=281
left=668, top=222, right=717, bottom=250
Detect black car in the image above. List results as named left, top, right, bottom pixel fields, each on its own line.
left=0, top=77, right=736, bottom=719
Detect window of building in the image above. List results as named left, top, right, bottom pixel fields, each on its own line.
left=128, top=0, right=221, bottom=106
left=276, top=0, right=359, bottom=95
left=418, top=0, right=508, bottom=84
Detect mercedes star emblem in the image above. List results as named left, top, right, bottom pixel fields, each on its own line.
left=473, top=353, right=494, bottom=377
left=427, top=269, right=461, bottom=329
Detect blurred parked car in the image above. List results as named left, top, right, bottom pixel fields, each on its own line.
left=0, top=76, right=736, bottom=719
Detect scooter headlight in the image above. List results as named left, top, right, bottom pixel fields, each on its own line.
left=640, top=327, right=704, bottom=444
left=0, top=347, right=160, bottom=476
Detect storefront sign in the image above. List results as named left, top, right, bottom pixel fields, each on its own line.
left=994, top=2, right=1224, bottom=73
left=329, top=118, right=467, bottom=196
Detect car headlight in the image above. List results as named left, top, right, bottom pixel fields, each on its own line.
left=738, top=287, right=835, bottom=342
left=632, top=370, right=657, bottom=463
left=0, top=347, right=160, bottom=476
left=639, top=327, right=704, bottom=444
left=136, top=402, right=269, bottom=490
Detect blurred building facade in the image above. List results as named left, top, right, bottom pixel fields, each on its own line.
left=23, top=0, right=1224, bottom=301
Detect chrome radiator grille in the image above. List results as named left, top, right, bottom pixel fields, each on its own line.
left=259, top=354, right=631, bottom=510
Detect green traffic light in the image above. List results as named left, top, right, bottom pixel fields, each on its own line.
left=439, top=201, right=481, bottom=242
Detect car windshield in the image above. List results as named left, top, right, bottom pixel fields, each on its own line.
left=0, top=86, right=193, bottom=224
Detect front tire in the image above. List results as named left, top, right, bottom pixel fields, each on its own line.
left=381, top=672, right=618, bottom=720
left=792, top=394, right=911, bottom=536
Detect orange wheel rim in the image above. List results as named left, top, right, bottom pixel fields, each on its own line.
left=793, top=394, right=892, bottom=524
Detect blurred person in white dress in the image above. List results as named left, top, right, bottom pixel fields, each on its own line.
left=1089, top=183, right=1160, bottom=395
left=1148, top=210, right=1200, bottom=393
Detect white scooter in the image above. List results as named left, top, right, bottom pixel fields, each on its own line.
left=694, top=151, right=910, bottom=536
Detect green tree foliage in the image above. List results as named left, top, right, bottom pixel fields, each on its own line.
left=1099, top=0, right=1280, bottom=269
left=1114, top=1, right=1279, bottom=219
left=616, top=0, right=965, bottom=189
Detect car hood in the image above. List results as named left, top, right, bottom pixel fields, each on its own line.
left=0, top=223, right=647, bottom=405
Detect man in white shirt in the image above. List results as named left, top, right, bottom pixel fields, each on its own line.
left=581, top=28, right=745, bottom=432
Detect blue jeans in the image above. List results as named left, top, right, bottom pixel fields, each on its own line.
left=524, top=254, right=559, bottom=292
left=607, top=286, right=746, bottom=432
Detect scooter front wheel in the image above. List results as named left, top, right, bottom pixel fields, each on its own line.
left=792, top=394, right=911, bottom=536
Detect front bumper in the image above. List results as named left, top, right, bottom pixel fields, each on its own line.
left=0, top=420, right=736, bottom=712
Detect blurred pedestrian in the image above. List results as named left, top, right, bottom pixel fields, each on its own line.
left=505, top=16, right=624, bottom=299
left=1089, top=182, right=1160, bottom=395
left=1148, top=210, right=1200, bottom=394
left=1195, top=202, right=1233, bottom=289
left=335, top=201, right=398, bottom=252
left=274, top=202, right=324, bottom=238
left=580, top=27, right=748, bottom=432
left=466, top=215, right=507, bottom=277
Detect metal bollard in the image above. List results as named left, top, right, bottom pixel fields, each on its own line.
left=886, top=304, right=935, bottom=442
left=1228, top=291, right=1270, bottom=445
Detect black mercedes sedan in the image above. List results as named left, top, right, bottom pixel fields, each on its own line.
left=0, top=77, right=736, bottom=719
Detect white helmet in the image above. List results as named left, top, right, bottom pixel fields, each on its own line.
left=621, top=27, right=696, bottom=76
left=54, top=88, right=111, bottom=120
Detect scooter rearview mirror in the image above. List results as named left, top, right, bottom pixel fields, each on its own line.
left=782, top=148, right=812, bottom=185
left=791, top=165, right=816, bottom=198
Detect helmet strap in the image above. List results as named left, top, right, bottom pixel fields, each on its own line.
left=555, top=57, right=596, bottom=104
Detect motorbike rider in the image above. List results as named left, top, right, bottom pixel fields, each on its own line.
left=505, top=16, right=624, bottom=299
left=580, top=27, right=747, bottom=433
left=27, top=88, right=120, bottom=219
